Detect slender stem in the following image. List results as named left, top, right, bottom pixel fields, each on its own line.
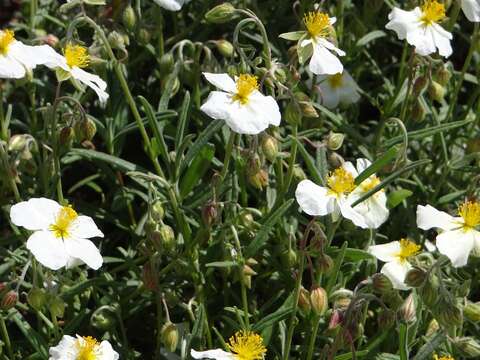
left=306, top=316, right=320, bottom=360
left=399, top=50, right=416, bottom=123
left=398, top=323, right=409, bottom=360
left=231, top=226, right=250, bottom=329
left=0, top=143, right=20, bottom=202
left=220, top=132, right=236, bottom=181
left=284, top=125, right=298, bottom=193
left=0, top=314, right=13, bottom=359
left=51, top=82, right=64, bottom=203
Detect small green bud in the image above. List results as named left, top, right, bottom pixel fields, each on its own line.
left=310, top=286, right=328, bottom=316
left=205, top=3, right=237, bottom=24
left=161, top=322, right=179, bottom=352
left=159, top=53, right=174, bottom=76
left=453, top=337, right=480, bottom=358
left=419, top=276, right=439, bottom=308
left=90, top=306, right=117, bottom=331
left=137, top=28, right=151, bottom=45
left=372, top=273, right=393, bottom=294
left=285, top=101, right=302, bottom=125
left=74, top=118, right=97, bottom=142
left=404, top=267, right=427, bottom=288
left=215, top=40, right=234, bottom=57
left=327, top=132, right=345, bottom=151
left=27, top=288, right=47, bottom=311
left=280, top=248, right=297, bottom=268
left=122, top=5, right=137, bottom=31
left=411, top=99, right=426, bottom=122
left=151, top=200, right=165, bottom=222
left=298, top=287, right=311, bottom=315
left=202, top=201, right=219, bottom=227
left=464, top=301, right=480, bottom=322
left=398, top=293, right=416, bottom=323
left=299, top=100, right=319, bottom=118
left=239, top=211, right=254, bottom=229
left=261, top=135, right=279, bottom=162
left=108, top=31, right=126, bottom=50
left=428, top=81, right=446, bottom=102
left=160, top=225, right=176, bottom=253
left=292, top=164, right=307, bottom=181
left=49, top=295, right=65, bottom=318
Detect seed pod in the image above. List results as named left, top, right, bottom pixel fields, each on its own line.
left=27, top=288, right=47, bottom=311
left=464, top=301, right=480, bottom=322
left=261, top=135, right=279, bottom=162
left=159, top=53, right=174, bottom=76
left=371, top=273, right=393, bottom=294
left=1, top=290, right=17, bottom=310
left=248, top=169, right=268, bottom=189
left=327, top=132, right=345, bottom=151
left=404, top=267, right=427, bottom=288
left=412, top=75, right=428, bottom=96
left=411, top=99, right=426, bottom=122
left=59, top=126, right=75, bottom=148
left=435, top=65, right=451, bottom=86
left=215, top=40, right=234, bottom=58
left=280, top=248, right=297, bottom=268
left=108, top=31, right=126, bottom=50
left=161, top=322, right=179, bottom=352
left=310, top=287, right=328, bottom=316
left=398, top=293, right=416, bottom=323
left=292, top=164, right=307, bottom=181
left=426, top=318, right=439, bottom=337
left=205, top=3, right=236, bottom=24
left=137, top=27, right=151, bottom=45
left=419, top=275, right=439, bottom=308
left=122, top=5, right=136, bottom=31
left=285, top=101, right=302, bottom=125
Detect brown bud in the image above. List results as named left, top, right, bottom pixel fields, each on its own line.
left=435, top=65, right=451, bottom=86
left=372, top=273, right=393, bottom=294
left=404, top=267, right=427, bottom=288
left=298, top=287, right=311, bottom=314
left=59, top=126, right=75, bottom=147
left=74, top=118, right=97, bottom=142
left=398, top=293, right=416, bottom=323
left=261, top=135, right=279, bottom=162
left=202, top=201, right=219, bottom=227
left=1, top=290, right=17, bottom=310
left=412, top=76, right=428, bottom=96
left=310, top=287, right=328, bottom=316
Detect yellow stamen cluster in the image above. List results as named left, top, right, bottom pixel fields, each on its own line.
left=397, top=238, right=421, bottom=262
left=304, top=11, right=331, bottom=38
left=227, top=331, right=266, bottom=360
left=433, top=355, right=454, bottom=360
left=64, top=44, right=90, bottom=69
left=0, top=30, right=15, bottom=56
left=232, top=74, right=259, bottom=105
left=49, top=206, right=78, bottom=239
left=76, top=336, right=99, bottom=360
left=458, top=201, right=480, bottom=228
left=420, top=0, right=445, bottom=26
left=327, top=167, right=355, bottom=195
left=328, top=73, right=343, bottom=89
left=360, top=175, right=381, bottom=193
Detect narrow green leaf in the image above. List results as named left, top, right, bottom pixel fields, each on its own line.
left=180, top=144, right=215, bottom=198
left=252, top=307, right=293, bottom=332
left=355, top=146, right=399, bottom=185
left=356, top=30, right=386, bottom=47
left=279, top=31, right=305, bottom=41
left=205, top=261, right=237, bottom=268
left=412, top=332, right=446, bottom=360
left=66, top=149, right=140, bottom=172
left=326, top=242, right=347, bottom=293
left=292, top=137, right=324, bottom=185
left=387, top=189, right=413, bottom=209
left=175, top=91, right=191, bottom=149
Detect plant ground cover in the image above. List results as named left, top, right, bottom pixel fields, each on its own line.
left=1, top=0, right=480, bottom=359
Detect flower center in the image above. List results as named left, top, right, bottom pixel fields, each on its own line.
left=76, top=336, right=99, bottom=360
left=433, top=355, right=454, bottom=360
left=49, top=206, right=78, bottom=239
left=328, top=73, right=343, bottom=89
left=304, top=11, right=331, bottom=38
left=227, top=331, right=266, bottom=360
left=64, top=44, right=90, bottom=69
left=327, top=167, right=355, bottom=196
left=458, top=201, right=480, bottom=229
left=420, top=0, right=445, bottom=26
left=359, top=175, right=381, bottom=193
left=232, top=75, right=259, bottom=105
left=396, top=239, right=421, bottom=262
left=0, top=30, right=15, bottom=56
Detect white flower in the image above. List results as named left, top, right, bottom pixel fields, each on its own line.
left=417, top=202, right=480, bottom=267
left=49, top=335, right=118, bottom=360
left=462, top=0, right=480, bottom=22
left=300, top=12, right=345, bottom=75
left=200, top=73, right=281, bottom=135
left=0, top=29, right=59, bottom=79
left=191, top=330, right=266, bottom=360
left=46, top=44, right=109, bottom=104
left=315, top=70, right=360, bottom=109
left=347, top=158, right=389, bottom=229
left=385, top=0, right=452, bottom=57
left=295, top=162, right=368, bottom=228
left=10, top=197, right=104, bottom=270
left=368, top=239, right=421, bottom=290
left=153, top=0, right=189, bottom=11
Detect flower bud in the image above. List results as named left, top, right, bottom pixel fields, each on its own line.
left=137, top=28, right=151, bottom=45
left=328, top=152, right=344, bottom=169
left=59, top=126, right=75, bottom=148
left=292, top=164, right=307, bottom=181
left=248, top=169, right=268, bottom=189
left=411, top=99, right=426, bottom=122
left=435, top=300, right=462, bottom=328
left=398, top=293, right=416, bottom=323
left=371, top=273, right=393, bottom=294
left=27, top=288, right=47, bottom=311
left=205, top=3, right=237, bottom=24
left=215, top=40, right=234, bottom=58
left=108, top=31, right=127, bottom=51
left=310, top=287, right=328, bottom=316
left=90, top=306, right=117, bottom=331
left=159, top=225, right=175, bottom=253
left=299, top=100, right=319, bottom=118
left=428, top=81, right=446, bottom=102
left=122, top=5, right=137, bottom=31
left=317, top=253, right=334, bottom=274
left=435, top=65, right=451, bottom=86
left=280, top=248, right=297, bottom=268
left=238, top=211, right=254, bottom=229
left=49, top=295, right=65, bottom=318
left=161, top=322, right=179, bottom=352
left=404, top=267, right=427, bottom=288
left=378, top=309, right=396, bottom=329
left=419, top=276, right=439, bottom=308
left=159, top=53, right=174, bottom=76
left=426, top=319, right=439, bottom=337
left=453, top=337, right=480, bottom=358
left=285, top=101, right=302, bottom=125
left=202, top=201, right=219, bottom=227
left=1, top=290, right=17, bottom=310
left=328, top=309, right=343, bottom=329
left=298, top=287, right=311, bottom=314
left=261, top=135, right=279, bottom=162
left=151, top=200, right=165, bottom=222
left=327, top=132, right=345, bottom=151
left=464, top=301, right=480, bottom=322
left=143, top=263, right=158, bottom=291
left=74, top=118, right=97, bottom=142
left=412, top=75, right=428, bottom=96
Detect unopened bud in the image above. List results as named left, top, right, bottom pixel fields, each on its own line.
left=327, top=132, right=345, bottom=151
left=398, top=293, right=416, bottom=323
left=285, top=101, right=302, bottom=125
left=453, top=337, right=480, bottom=358
left=239, top=211, right=254, bottom=229
left=202, top=201, right=219, bottom=227
left=74, top=118, right=97, bottom=142
left=328, top=309, right=343, bottom=329
left=419, top=276, right=439, bottom=308
left=137, top=28, right=151, bottom=45
left=248, top=169, right=268, bottom=189
left=317, top=254, right=334, bottom=274
left=151, top=200, right=165, bottom=222
left=159, top=53, right=174, bottom=76
left=122, top=5, right=137, bottom=31
left=298, top=287, right=311, bottom=314
left=159, top=225, right=175, bottom=253
left=292, top=164, right=307, bottom=181
left=299, top=100, right=319, bottom=118
left=59, top=126, right=75, bottom=147
left=261, top=135, right=279, bottom=162
left=435, top=65, right=451, bottom=86
left=378, top=309, right=396, bottom=329
left=435, top=300, right=462, bottom=328
left=426, top=318, right=439, bottom=337
left=411, top=98, right=426, bottom=122
left=404, top=267, right=427, bottom=288
left=161, top=322, right=179, bottom=352
left=27, top=288, right=47, bottom=311
left=328, top=152, right=344, bottom=169
left=1, top=290, right=17, bottom=310
left=372, top=273, right=393, bottom=294
left=310, top=287, right=328, bottom=316
left=428, top=81, right=446, bottom=102
left=49, top=295, right=65, bottom=318
left=464, top=301, right=480, bottom=322
left=280, top=248, right=297, bottom=268
left=90, top=306, right=117, bottom=331
left=412, top=76, right=428, bottom=96
left=215, top=40, right=234, bottom=57
left=205, top=3, right=237, bottom=24
left=108, top=31, right=126, bottom=50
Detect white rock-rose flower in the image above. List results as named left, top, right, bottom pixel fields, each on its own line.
left=153, top=0, right=189, bottom=11
left=200, top=73, right=281, bottom=135
left=191, top=330, right=266, bottom=360
left=0, top=29, right=59, bottom=79
left=315, top=71, right=360, bottom=109
left=10, top=197, right=104, bottom=270
left=46, top=44, right=109, bottom=104
left=295, top=162, right=368, bottom=228
left=301, top=12, right=345, bottom=75
left=417, top=202, right=480, bottom=267
left=369, top=239, right=421, bottom=290
left=462, top=0, right=480, bottom=22
left=386, top=0, right=452, bottom=57
left=49, top=335, right=119, bottom=360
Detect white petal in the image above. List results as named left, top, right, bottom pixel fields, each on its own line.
left=65, top=238, right=103, bottom=270
left=381, top=259, right=411, bottom=290
left=248, top=91, right=281, bottom=127
left=318, top=83, right=340, bottom=109
left=10, top=197, right=61, bottom=231
left=369, top=241, right=401, bottom=262
left=360, top=193, right=389, bottom=229
left=9, top=42, right=63, bottom=69
left=153, top=0, right=183, bottom=11
left=355, top=158, right=372, bottom=174
left=65, top=257, right=84, bottom=269
left=462, top=0, right=480, bottom=22
left=416, top=204, right=458, bottom=231
left=337, top=79, right=361, bottom=105
left=49, top=335, right=77, bottom=359
left=385, top=7, right=422, bottom=40
left=98, top=341, right=119, bottom=360
left=27, top=231, right=68, bottom=270
left=68, top=215, right=104, bottom=239
left=295, top=180, right=335, bottom=216
left=222, top=99, right=270, bottom=135
left=70, top=67, right=109, bottom=104
left=0, top=55, right=25, bottom=78
left=319, top=38, right=346, bottom=56
left=203, top=73, right=236, bottom=93
left=200, top=91, right=232, bottom=121
left=342, top=161, right=358, bottom=177
left=430, top=24, right=453, bottom=58
left=436, top=229, right=475, bottom=267
left=190, top=349, right=236, bottom=360
left=338, top=197, right=368, bottom=228
left=406, top=27, right=437, bottom=56
left=309, top=41, right=343, bottom=75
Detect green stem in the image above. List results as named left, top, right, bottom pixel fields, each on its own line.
left=0, top=314, right=13, bottom=359
left=0, top=143, right=20, bottom=202
left=306, top=316, right=320, bottom=360
left=51, top=82, right=64, bottom=203
left=220, top=132, right=236, bottom=181
left=399, top=323, right=409, bottom=360
left=284, top=125, right=298, bottom=193
left=231, top=226, right=250, bottom=329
